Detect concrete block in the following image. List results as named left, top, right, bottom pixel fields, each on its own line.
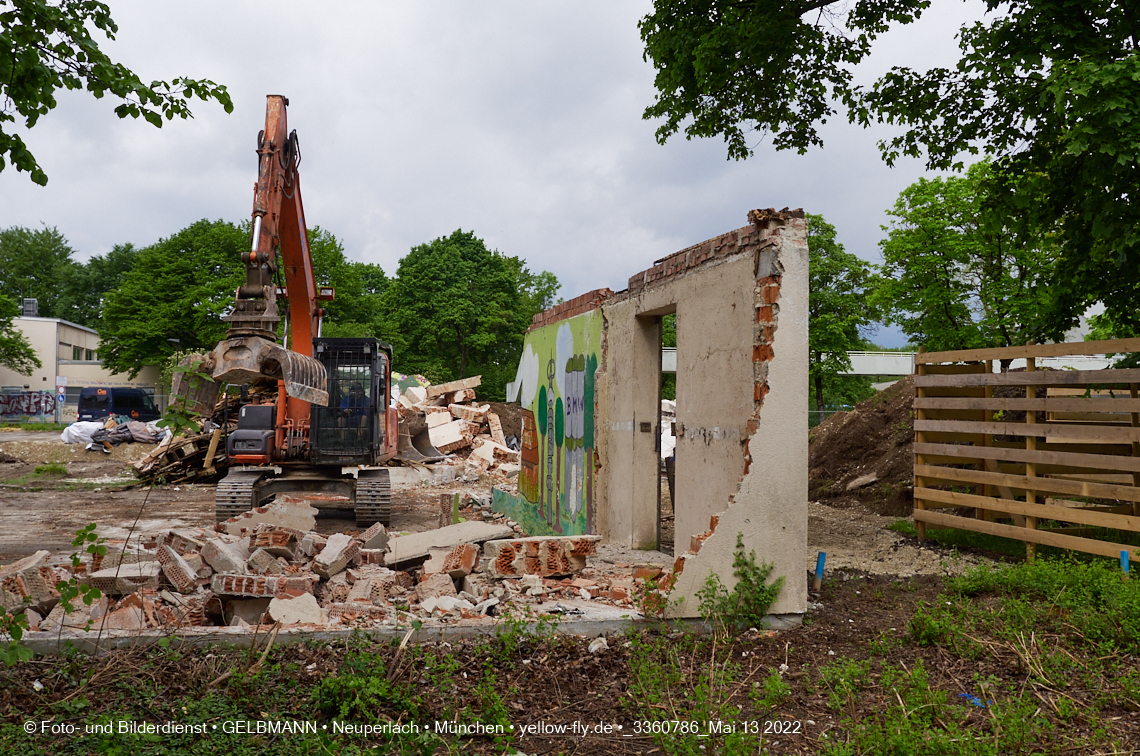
left=428, top=420, right=471, bottom=453
left=426, top=543, right=479, bottom=578
left=0, top=552, right=60, bottom=612
left=224, top=597, right=271, bottom=625
left=482, top=535, right=601, bottom=578
left=247, top=548, right=285, bottom=575
left=299, top=532, right=328, bottom=558
left=426, top=375, right=481, bottom=398
left=346, top=577, right=387, bottom=606
left=181, top=553, right=209, bottom=579
left=356, top=522, right=389, bottom=551
left=449, top=403, right=490, bottom=422
left=156, top=545, right=199, bottom=594
left=416, top=572, right=457, bottom=602
left=326, top=603, right=388, bottom=623
left=211, top=573, right=317, bottom=598
left=268, top=593, right=324, bottom=625
left=405, top=386, right=428, bottom=404
left=385, top=521, right=513, bottom=567
left=355, top=549, right=385, bottom=566
left=421, top=596, right=473, bottom=615
left=249, top=529, right=298, bottom=559
left=220, top=496, right=317, bottom=536
left=446, top=388, right=478, bottom=404
left=201, top=539, right=247, bottom=575
left=98, top=605, right=146, bottom=631
left=486, top=411, right=506, bottom=446
left=88, top=562, right=162, bottom=595
left=163, top=530, right=205, bottom=556
left=314, top=534, right=360, bottom=579
left=426, top=410, right=451, bottom=429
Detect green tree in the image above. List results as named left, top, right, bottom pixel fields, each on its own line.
left=807, top=214, right=877, bottom=413
left=1, top=0, right=232, bottom=185
left=98, top=220, right=247, bottom=377
left=54, top=243, right=140, bottom=328
left=0, top=225, right=77, bottom=317
left=874, top=162, right=1055, bottom=359
left=0, top=295, right=39, bottom=375
left=306, top=227, right=388, bottom=337
left=379, top=229, right=559, bottom=400
left=639, top=0, right=1140, bottom=334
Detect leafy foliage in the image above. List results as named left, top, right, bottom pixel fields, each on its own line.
left=379, top=229, right=558, bottom=399
left=640, top=0, right=1140, bottom=333
left=807, top=213, right=878, bottom=411
left=54, top=243, right=140, bottom=328
left=696, top=532, right=784, bottom=632
left=0, top=225, right=77, bottom=318
left=0, top=294, right=39, bottom=374
left=98, top=219, right=248, bottom=377
left=0, top=0, right=232, bottom=185
left=874, top=162, right=1056, bottom=355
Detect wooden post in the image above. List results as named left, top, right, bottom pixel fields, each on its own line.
left=915, top=346, right=928, bottom=541
left=203, top=427, right=222, bottom=475
left=1132, top=383, right=1139, bottom=518
left=982, top=360, right=994, bottom=521
left=1025, top=349, right=1038, bottom=561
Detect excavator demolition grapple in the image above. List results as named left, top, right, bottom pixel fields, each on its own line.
left=171, top=95, right=440, bottom=526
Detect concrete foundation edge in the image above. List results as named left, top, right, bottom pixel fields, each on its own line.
left=20, top=613, right=802, bottom=655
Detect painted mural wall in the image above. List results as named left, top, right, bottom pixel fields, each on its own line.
left=496, top=310, right=603, bottom=536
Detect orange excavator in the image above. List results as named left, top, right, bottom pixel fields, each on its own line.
left=173, top=95, right=401, bottom=525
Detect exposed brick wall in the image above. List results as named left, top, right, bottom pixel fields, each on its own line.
left=529, top=288, right=614, bottom=331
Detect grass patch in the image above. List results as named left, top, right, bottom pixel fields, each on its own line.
left=33, top=462, right=68, bottom=476
left=0, top=422, right=68, bottom=431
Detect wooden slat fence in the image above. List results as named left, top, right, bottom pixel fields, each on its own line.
left=913, top=339, right=1140, bottom=561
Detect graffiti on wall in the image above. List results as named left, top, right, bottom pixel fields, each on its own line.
left=0, top=392, right=56, bottom=417
left=496, top=311, right=601, bottom=536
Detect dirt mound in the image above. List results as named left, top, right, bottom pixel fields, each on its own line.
left=809, top=376, right=914, bottom=516
left=0, top=450, right=19, bottom=464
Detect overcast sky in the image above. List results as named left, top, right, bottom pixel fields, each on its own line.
left=0, top=1, right=988, bottom=347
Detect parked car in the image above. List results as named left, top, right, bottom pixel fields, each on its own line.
left=77, top=387, right=161, bottom=422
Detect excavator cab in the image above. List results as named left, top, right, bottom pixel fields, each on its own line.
left=310, top=338, right=391, bottom=466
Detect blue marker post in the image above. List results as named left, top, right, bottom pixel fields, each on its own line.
left=1123, top=550, right=1131, bottom=581
left=813, top=551, right=827, bottom=592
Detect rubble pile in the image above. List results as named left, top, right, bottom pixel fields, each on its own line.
left=394, top=375, right=521, bottom=484
left=132, top=374, right=522, bottom=487
left=0, top=497, right=655, bottom=634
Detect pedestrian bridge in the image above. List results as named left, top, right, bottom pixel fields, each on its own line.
left=660, top=349, right=1115, bottom=375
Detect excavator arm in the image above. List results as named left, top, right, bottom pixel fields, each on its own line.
left=173, top=96, right=330, bottom=436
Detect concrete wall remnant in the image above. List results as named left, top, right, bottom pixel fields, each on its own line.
left=497, top=209, right=808, bottom=616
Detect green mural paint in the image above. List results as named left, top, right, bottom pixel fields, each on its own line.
left=554, top=395, right=565, bottom=534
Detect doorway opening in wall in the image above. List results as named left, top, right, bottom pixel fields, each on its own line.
left=659, top=312, right=677, bottom=555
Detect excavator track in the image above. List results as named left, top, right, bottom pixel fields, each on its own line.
left=355, top=469, right=391, bottom=527
left=215, top=469, right=269, bottom=522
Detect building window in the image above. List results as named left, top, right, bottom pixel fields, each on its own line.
left=72, top=346, right=82, bottom=360
left=86, top=349, right=94, bottom=361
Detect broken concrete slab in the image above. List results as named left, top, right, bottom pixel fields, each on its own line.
left=416, top=572, right=457, bottom=602
left=313, top=534, right=360, bottom=579
left=385, top=521, right=513, bottom=567
left=163, top=530, right=205, bottom=556
left=425, top=410, right=451, bottom=429
left=247, top=548, right=285, bottom=575
left=224, top=597, right=271, bottom=625
left=356, top=522, right=389, bottom=551
left=423, top=543, right=480, bottom=579
left=249, top=529, right=298, bottom=559
left=421, top=596, right=473, bottom=616
left=211, top=573, right=317, bottom=598
left=846, top=473, right=879, bottom=491
left=219, top=496, right=318, bottom=536
left=88, top=562, right=163, bottom=595
left=268, top=593, right=324, bottom=625
left=449, top=403, right=490, bottom=422
left=426, top=375, right=481, bottom=398
left=156, top=545, right=199, bottom=594
left=299, top=532, right=328, bottom=558
left=482, top=535, right=601, bottom=578
left=201, top=539, right=247, bottom=575
left=487, top=411, right=506, bottom=446
left=428, top=420, right=472, bottom=454
left=98, top=605, right=146, bottom=632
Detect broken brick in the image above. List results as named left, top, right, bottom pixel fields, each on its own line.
left=416, top=572, right=457, bottom=602
left=314, top=534, right=360, bottom=579
left=482, top=535, right=600, bottom=578
left=247, top=548, right=285, bottom=575
left=156, top=545, right=199, bottom=594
